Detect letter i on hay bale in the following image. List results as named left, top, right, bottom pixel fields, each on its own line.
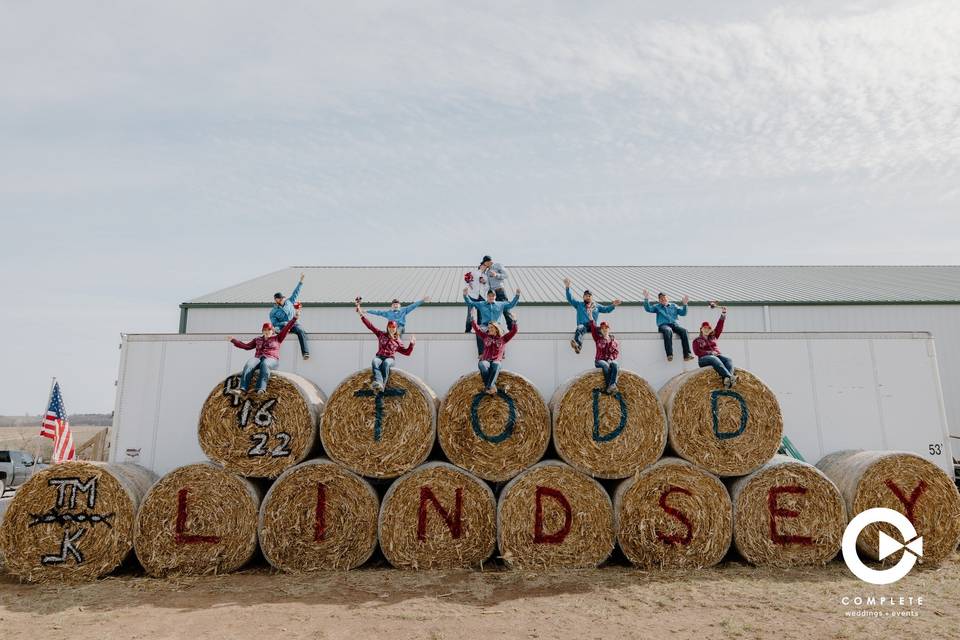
left=0, top=462, right=156, bottom=583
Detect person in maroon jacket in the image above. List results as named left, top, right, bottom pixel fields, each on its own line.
left=227, top=309, right=299, bottom=393
left=588, top=320, right=620, bottom=394
left=356, top=298, right=416, bottom=391
left=472, top=319, right=518, bottom=394
left=693, top=306, right=737, bottom=387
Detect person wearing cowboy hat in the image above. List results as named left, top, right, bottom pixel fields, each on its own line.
left=269, top=272, right=310, bottom=360
left=471, top=318, right=519, bottom=395
left=367, top=295, right=431, bottom=336
left=463, top=285, right=521, bottom=356
left=356, top=298, right=416, bottom=391
left=564, top=277, right=621, bottom=354
left=643, top=288, right=693, bottom=362
left=588, top=319, right=620, bottom=394
left=692, top=306, right=737, bottom=387
left=463, top=267, right=489, bottom=333
left=227, top=309, right=300, bottom=394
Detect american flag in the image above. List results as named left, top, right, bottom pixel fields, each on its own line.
left=40, top=381, right=75, bottom=463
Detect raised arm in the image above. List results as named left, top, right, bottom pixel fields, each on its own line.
left=503, top=322, right=519, bottom=343
left=714, top=313, right=726, bottom=338
left=471, top=319, right=484, bottom=336
left=230, top=337, right=256, bottom=350
left=587, top=320, right=601, bottom=340
left=367, top=309, right=389, bottom=318
left=677, top=301, right=688, bottom=317
left=288, top=280, right=304, bottom=304
left=397, top=339, right=415, bottom=356
left=402, top=299, right=424, bottom=313
left=642, top=299, right=657, bottom=313
left=504, top=291, right=520, bottom=309
left=463, top=293, right=483, bottom=309
left=277, top=316, right=298, bottom=342
left=565, top=286, right=577, bottom=307
left=360, top=314, right=383, bottom=336
left=598, top=303, right=615, bottom=314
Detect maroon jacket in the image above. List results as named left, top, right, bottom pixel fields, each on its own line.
left=362, top=315, right=414, bottom=358
left=588, top=321, right=620, bottom=361
left=231, top=318, right=297, bottom=360
left=692, top=314, right=725, bottom=358
left=472, top=320, right=518, bottom=362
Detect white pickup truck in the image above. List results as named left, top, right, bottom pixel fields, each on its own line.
left=0, top=450, right=46, bottom=496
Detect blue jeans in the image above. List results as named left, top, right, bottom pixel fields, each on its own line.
left=595, top=360, right=620, bottom=388
left=241, top=357, right=279, bottom=392
left=372, top=356, right=394, bottom=386
left=659, top=323, right=691, bottom=358
left=699, top=355, right=735, bottom=380
left=478, top=360, right=502, bottom=389
left=289, top=324, right=310, bottom=356
left=573, top=323, right=590, bottom=348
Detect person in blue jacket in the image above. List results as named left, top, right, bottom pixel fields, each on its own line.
left=564, top=277, right=621, bottom=354
left=463, top=286, right=521, bottom=356
left=270, top=272, right=310, bottom=360
left=367, top=296, right=431, bottom=336
left=643, top=288, right=692, bottom=362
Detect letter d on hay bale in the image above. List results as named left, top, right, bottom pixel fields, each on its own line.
left=133, top=463, right=261, bottom=577
left=0, top=462, right=156, bottom=583
left=438, top=371, right=550, bottom=482
left=497, top=460, right=614, bottom=569
left=258, top=458, right=379, bottom=572
left=321, top=369, right=437, bottom=479
left=378, top=462, right=497, bottom=569
left=659, top=368, right=782, bottom=477
left=730, top=455, right=845, bottom=567
left=816, top=450, right=960, bottom=566
left=614, top=457, right=731, bottom=569
left=551, top=370, right=666, bottom=479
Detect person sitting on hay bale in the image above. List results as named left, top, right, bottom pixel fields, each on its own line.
left=643, top=288, right=692, bottom=362
left=227, top=309, right=300, bottom=394
left=463, top=267, right=489, bottom=333
left=367, top=296, right=431, bottom=336
left=270, top=272, right=310, bottom=360
left=588, top=320, right=620, bottom=395
left=472, top=319, right=518, bottom=395
left=563, top=278, right=621, bottom=354
left=463, top=286, right=521, bottom=356
left=693, top=306, right=737, bottom=387
left=356, top=298, right=416, bottom=392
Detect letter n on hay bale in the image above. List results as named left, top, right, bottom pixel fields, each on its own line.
left=614, top=457, right=731, bottom=569
left=659, top=368, right=783, bottom=477
left=0, top=462, right=156, bottom=583
left=816, top=450, right=960, bottom=566
left=438, top=371, right=550, bottom=482
left=258, top=458, right=379, bottom=572
left=134, top=463, right=261, bottom=577
left=321, top=369, right=437, bottom=479
left=497, top=460, right=614, bottom=569
left=378, top=462, right=496, bottom=569
left=551, top=370, right=666, bottom=479
left=730, top=455, right=845, bottom=567
left=198, top=371, right=325, bottom=478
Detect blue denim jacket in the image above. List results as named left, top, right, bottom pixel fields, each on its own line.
left=269, top=281, right=303, bottom=329
left=565, top=288, right=614, bottom=325
left=464, top=294, right=519, bottom=325
left=368, top=300, right=425, bottom=327
left=643, top=300, right=687, bottom=326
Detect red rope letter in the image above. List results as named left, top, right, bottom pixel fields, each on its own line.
left=314, top=482, right=327, bottom=542
left=533, top=486, right=572, bottom=544
left=656, top=486, right=694, bottom=545
left=768, top=485, right=813, bottom=545
left=175, top=488, right=221, bottom=544
left=417, top=486, right=463, bottom=541
left=884, top=479, right=928, bottom=524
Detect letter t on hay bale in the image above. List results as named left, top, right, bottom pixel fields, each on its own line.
left=816, top=450, right=960, bottom=566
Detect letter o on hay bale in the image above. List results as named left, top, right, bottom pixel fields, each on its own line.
left=816, top=450, right=960, bottom=566
left=321, top=369, right=437, bottom=479
left=438, top=371, right=550, bottom=482
left=133, top=463, right=261, bottom=577
left=551, top=370, right=666, bottom=479
left=378, top=462, right=496, bottom=569
left=730, top=455, right=845, bottom=567
left=258, top=458, right=379, bottom=572
left=659, top=368, right=782, bottom=477
left=614, top=457, right=731, bottom=569
left=198, top=371, right=325, bottom=478
left=497, top=460, right=614, bottom=569
left=0, top=462, right=156, bottom=583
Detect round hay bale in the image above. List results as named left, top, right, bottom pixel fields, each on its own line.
left=0, top=462, right=156, bottom=582
left=378, top=462, right=496, bottom=569
left=551, top=370, right=666, bottom=479
left=133, top=463, right=261, bottom=577
left=438, top=371, right=550, bottom=482
left=816, top=450, right=960, bottom=566
left=198, top=370, right=325, bottom=479
left=730, top=455, right=845, bottom=567
left=659, top=368, right=782, bottom=477
left=614, top=457, right=731, bottom=569
left=497, top=460, right=614, bottom=569
left=258, top=458, right=379, bottom=572
left=321, top=369, right=436, bottom=479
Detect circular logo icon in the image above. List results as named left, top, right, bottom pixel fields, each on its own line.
left=842, top=507, right=923, bottom=585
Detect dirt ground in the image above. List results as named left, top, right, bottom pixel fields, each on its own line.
left=1, top=555, right=957, bottom=640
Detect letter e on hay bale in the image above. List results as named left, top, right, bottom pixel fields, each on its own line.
left=659, top=368, right=783, bottom=477
left=0, top=461, right=156, bottom=583
left=497, top=460, right=614, bottom=569
left=614, top=457, right=732, bottom=569
left=198, top=371, right=325, bottom=478
left=816, top=450, right=960, bottom=566
left=438, top=371, right=550, bottom=482
left=258, top=458, right=379, bottom=572
left=551, top=370, right=666, bottom=479
left=134, top=463, right=261, bottom=577
left=321, top=369, right=437, bottom=479
left=730, top=455, right=845, bottom=567
left=378, top=462, right=496, bottom=569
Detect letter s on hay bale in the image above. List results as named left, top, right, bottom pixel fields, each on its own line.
left=198, top=371, right=325, bottom=478
left=816, top=450, right=960, bottom=566
left=438, top=371, right=550, bottom=482
left=614, top=457, right=731, bottom=569
left=133, top=463, right=261, bottom=577
left=258, top=458, right=379, bottom=572
left=0, top=462, right=156, bottom=583
left=730, top=455, right=845, bottom=567
left=378, top=462, right=497, bottom=569
left=659, top=368, right=783, bottom=477
left=497, top=460, right=614, bottom=569
left=551, top=369, right=666, bottom=479
left=321, top=368, right=437, bottom=479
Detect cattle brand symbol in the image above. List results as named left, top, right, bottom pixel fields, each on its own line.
left=29, top=476, right=114, bottom=567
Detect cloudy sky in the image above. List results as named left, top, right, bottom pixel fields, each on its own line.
left=1, top=1, right=958, bottom=413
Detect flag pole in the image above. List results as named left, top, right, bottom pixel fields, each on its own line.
left=43, top=376, right=56, bottom=421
